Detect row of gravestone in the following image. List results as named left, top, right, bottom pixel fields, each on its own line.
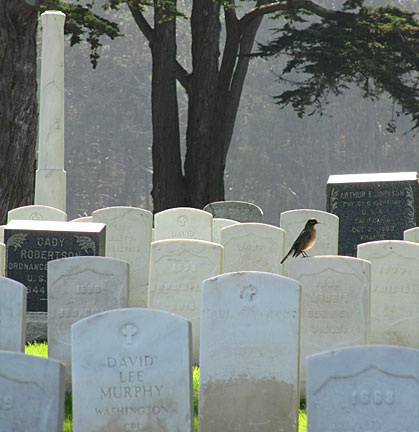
left=1, top=284, right=418, bottom=431
left=1, top=203, right=418, bottom=315
left=1, top=236, right=418, bottom=387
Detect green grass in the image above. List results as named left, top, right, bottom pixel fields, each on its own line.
left=25, top=342, right=307, bottom=431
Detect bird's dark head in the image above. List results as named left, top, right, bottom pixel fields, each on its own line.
left=306, top=218, right=320, bottom=227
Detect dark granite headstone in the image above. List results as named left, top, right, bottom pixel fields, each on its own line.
left=4, top=220, right=106, bottom=312
left=203, top=200, right=263, bottom=222
left=326, top=172, right=419, bottom=256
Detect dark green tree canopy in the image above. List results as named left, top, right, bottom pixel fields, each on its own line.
left=255, top=1, right=419, bottom=131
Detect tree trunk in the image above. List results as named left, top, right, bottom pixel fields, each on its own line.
left=150, top=1, right=185, bottom=213
left=0, top=0, right=39, bottom=224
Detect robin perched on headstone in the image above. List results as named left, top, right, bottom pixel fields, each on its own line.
left=281, top=218, right=320, bottom=264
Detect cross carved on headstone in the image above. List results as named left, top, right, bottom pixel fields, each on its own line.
left=121, top=324, right=138, bottom=345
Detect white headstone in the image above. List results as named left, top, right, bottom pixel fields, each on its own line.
left=404, top=227, right=419, bottom=243
left=287, top=256, right=370, bottom=395
left=357, top=240, right=419, bottom=348
left=154, top=207, right=213, bottom=241
left=92, top=206, right=153, bottom=307
left=307, top=345, right=419, bottom=432
left=0, top=351, right=64, bottom=431
left=211, top=218, right=239, bottom=243
left=0, top=242, right=5, bottom=275
left=35, top=11, right=66, bottom=211
left=48, top=256, right=128, bottom=388
left=148, top=239, right=223, bottom=363
left=204, top=201, right=264, bottom=222
left=72, top=308, right=193, bottom=432
left=71, top=216, right=93, bottom=223
left=280, top=209, right=339, bottom=260
left=221, top=222, right=285, bottom=274
left=0, top=277, right=26, bottom=352
left=7, top=205, right=67, bottom=222
left=199, top=271, right=301, bottom=432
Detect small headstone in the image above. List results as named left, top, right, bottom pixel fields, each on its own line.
left=204, top=200, right=263, bottom=222
left=221, top=223, right=285, bottom=274
left=148, top=239, right=223, bottom=364
left=404, top=226, right=419, bottom=243
left=280, top=209, right=339, bottom=257
left=4, top=220, right=105, bottom=312
left=307, top=345, right=419, bottom=432
left=0, top=242, right=5, bottom=275
left=0, top=277, right=26, bottom=352
left=287, top=256, right=370, bottom=395
left=199, top=272, right=301, bottom=432
left=154, top=207, right=213, bottom=241
left=211, top=218, right=239, bottom=243
left=48, top=256, right=128, bottom=389
left=326, top=172, right=419, bottom=256
left=0, top=351, right=64, bottom=431
left=8, top=205, right=67, bottom=222
left=357, top=240, right=419, bottom=347
left=92, top=206, right=152, bottom=307
left=72, top=308, right=193, bottom=432
left=71, top=216, right=93, bottom=223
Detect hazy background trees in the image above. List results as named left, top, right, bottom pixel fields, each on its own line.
left=57, top=0, right=418, bottom=225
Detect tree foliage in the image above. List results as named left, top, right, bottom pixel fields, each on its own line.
left=256, top=1, right=419, bottom=131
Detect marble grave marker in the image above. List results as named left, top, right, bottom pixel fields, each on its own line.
left=72, top=308, right=193, bottom=432
left=204, top=200, right=263, bottom=222
left=199, top=271, right=301, bottom=432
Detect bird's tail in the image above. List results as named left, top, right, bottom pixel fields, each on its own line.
left=281, top=250, right=292, bottom=264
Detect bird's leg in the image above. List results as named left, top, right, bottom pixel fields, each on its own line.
left=302, top=251, right=309, bottom=258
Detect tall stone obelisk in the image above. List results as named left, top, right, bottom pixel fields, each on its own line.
left=34, top=11, right=66, bottom=212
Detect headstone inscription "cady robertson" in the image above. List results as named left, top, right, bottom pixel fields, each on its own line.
left=4, top=220, right=105, bottom=312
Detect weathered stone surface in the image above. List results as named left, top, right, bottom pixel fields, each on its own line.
left=92, top=206, right=152, bottom=307
left=221, top=223, right=285, bottom=274
left=0, top=351, right=64, bottom=431
left=204, top=201, right=263, bottom=222
left=154, top=207, right=213, bottom=241
left=0, top=242, right=5, bottom=276
left=48, top=256, right=128, bottom=389
left=199, top=272, right=301, bottom=432
left=0, top=277, right=26, bottom=352
left=72, top=308, right=193, bottom=432
left=327, top=172, right=419, bottom=256
left=211, top=218, right=239, bottom=244
left=8, top=205, right=66, bottom=222
left=4, top=220, right=105, bottom=312
left=307, top=345, right=419, bottom=432
left=404, top=227, right=419, bottom=243
left=287, top=256, right=370, bottom=396
left=148, top=239, right=223, bottom=364
left=357, top=240, right=419, bottom=347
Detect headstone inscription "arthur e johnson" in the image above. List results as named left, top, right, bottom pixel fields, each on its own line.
left=326, top=172, right=419, bottom=256
left=4, top=220, right=105, bottom=312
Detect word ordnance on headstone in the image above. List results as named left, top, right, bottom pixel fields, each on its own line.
left=199, top=272, right=301, bottom=432
left=4, top=220, right=105, bottom=312
left=307, top=345, right=419, bottom=432
left=204, top=200, right=263, bottom=222
left=0, top=351, right=64, bottom=431
left=357, top=240, right=419, bottom=348
left=0, top=277, right=26, bottom=352
left=72, top=308, right=193, bottom=432
left=287, top=256, right=370, bottom=396
left=326, top=172, right=419, bottom=256
left=48, top=256, right=128, bottom=389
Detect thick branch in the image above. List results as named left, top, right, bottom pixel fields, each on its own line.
left=127, top=1, right=191, bottom=93
left=239, top=0, right=337, bottom=31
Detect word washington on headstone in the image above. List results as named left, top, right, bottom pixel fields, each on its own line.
left=4, top=220, right=105, bottom=312
left=326, top=172, right=419, bottom=256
